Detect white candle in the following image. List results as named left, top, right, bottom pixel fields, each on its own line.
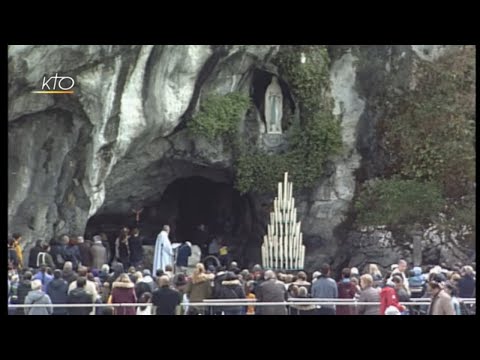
left=298, top=234, right=305, bottom=270
left=278, top=236, right=283, bottom=268
left=302, top=245, right=306, bottom=269
left=295, top=232, right=300, bottom=268
left=278, top=183, right=282, bottom=204
left=288, top=234, right=295, bottom=269
left=268, top=238, right=273, bottom=269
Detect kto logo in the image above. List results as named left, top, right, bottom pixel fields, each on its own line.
left=32, top=73, right=75, bottom=94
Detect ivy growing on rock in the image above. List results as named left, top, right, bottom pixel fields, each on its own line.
left=188, top=92, right=250, bottom=142
left=236, top=45, right=342, bottom=193
left=355, top=46, right=475, bottom=233
left=355, top=178, right=444, bottom=226
left=188, top=46, right=342, bottom=194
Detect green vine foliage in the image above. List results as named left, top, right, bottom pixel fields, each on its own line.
left=384, top=46, right=475, bottom=199
left=355, top=178, right=444, bottom=226
left=188, top=92, right=250, bottom=142
left=235, top=45, right=342, bottom=194
left=188, top=46, right=342, bottom=194
left=356, top=46, right=475, bottom=231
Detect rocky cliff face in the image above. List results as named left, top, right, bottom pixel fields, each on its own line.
left=8, top=45, right=473, bottom=270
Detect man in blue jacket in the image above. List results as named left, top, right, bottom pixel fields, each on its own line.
left=311, top=263, right=338, bottom=315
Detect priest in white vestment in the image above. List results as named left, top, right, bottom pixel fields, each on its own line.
left=153, top=225, right=173, bottom=274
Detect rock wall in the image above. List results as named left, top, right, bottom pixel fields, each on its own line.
left=8, top=45, right=473, bottom=271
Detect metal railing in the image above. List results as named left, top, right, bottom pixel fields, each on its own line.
left=8, top=298, right=476, bottom=308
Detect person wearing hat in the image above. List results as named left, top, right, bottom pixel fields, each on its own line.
left=427, top=275, right=455, bottom=315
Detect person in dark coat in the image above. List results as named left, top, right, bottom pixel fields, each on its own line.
left=216, top=272, right=246, bottom=315
left=111, top=273, right=137, bottom=315
left=128, top=228, right=144, bottom=268
left=134, top=272, right=152, bottom=300
left=256, top=270, right=288, bottom=315
left=28, top=240, right=43, bottom=269
left=176, top=241, right=192, bottom=273
left=193, top=224, right=209, bottom=256
left=67, top=277, right=94, bottom=315
left=76, top=236, right=92, bottom=268
left=49, top=237, right=67, bottom=269
left=64, top=238, right=81, bottom=271
left=152, top=275, right=182, bottom=315
left=458, top=266, right=475, bottom=298
left=47, top=269, right=69, bottom=315
left=16, top=271, right=33, bottom=315
left=62, top=262, right=78, bottom=285
left=336, top=268, right=357, bottom=315
left=107, top=263, right=125, bottom=286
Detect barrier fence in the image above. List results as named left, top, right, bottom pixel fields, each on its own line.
left=9, top=298, right=476, bottom=308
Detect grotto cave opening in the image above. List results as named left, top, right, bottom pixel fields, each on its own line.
left=85, top=175, right=265, bottom=267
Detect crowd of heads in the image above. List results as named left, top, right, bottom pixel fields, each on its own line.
left=7, top=230, right=476, bottom=315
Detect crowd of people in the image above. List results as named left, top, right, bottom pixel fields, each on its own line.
left=7, top=229, right=476, bottom=315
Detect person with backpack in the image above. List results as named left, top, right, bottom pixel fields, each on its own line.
left=36, top=243, right=55, bottom=270
left=28, top=240, right=43, bottom=269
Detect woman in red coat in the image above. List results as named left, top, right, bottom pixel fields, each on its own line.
left=111, top=273, right=137, bottom=315
left=380, top=275, right=405, bottom=315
